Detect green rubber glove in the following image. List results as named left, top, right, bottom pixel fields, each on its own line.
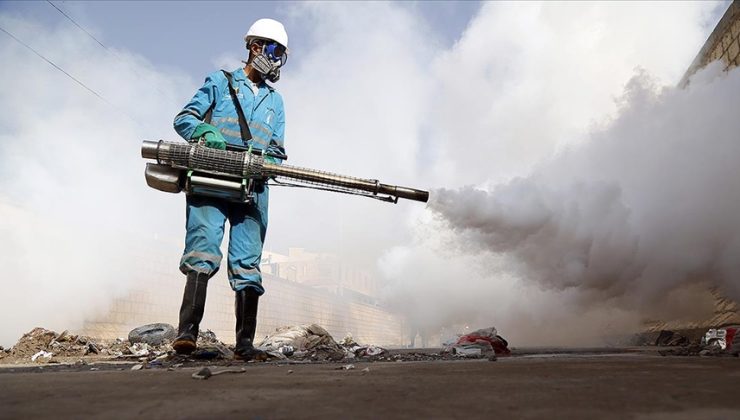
left=191, top=123, right=226, bottom=150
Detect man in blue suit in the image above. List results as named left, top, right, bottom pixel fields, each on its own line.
left=171, top=18, right=288, bottom=360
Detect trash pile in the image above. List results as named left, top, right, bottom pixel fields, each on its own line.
left=651, top=326, right=740, bottom=357
left=443, top=327, right=511, bottom=358
left=2, top=323, right=512, bottom=366
left=1, top=324, right=232, bottom=365
left=256, top=324, right=388, bottom=361
left=3, top=327, right=100, bottom=363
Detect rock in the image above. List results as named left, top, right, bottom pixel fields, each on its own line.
left=85, top=343, right=99, bottom=355
left=655, top=330, right=689, bottom=347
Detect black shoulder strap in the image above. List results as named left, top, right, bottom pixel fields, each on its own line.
left=223, top=71, right=252, bottom=143
left=203, top=70, right=253, bottom=143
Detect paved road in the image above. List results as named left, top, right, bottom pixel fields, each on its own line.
left=1, top=354, right=739, bottom=419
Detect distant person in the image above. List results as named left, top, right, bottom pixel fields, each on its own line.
left=170, top=18, right=288, bottom=360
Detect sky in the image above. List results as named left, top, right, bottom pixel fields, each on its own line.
left=0, top=1, right=734, bottom=346
left=0, top=1, right=483, bottom=79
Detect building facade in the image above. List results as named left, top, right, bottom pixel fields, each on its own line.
left=81, top=247, right=405, bottom=346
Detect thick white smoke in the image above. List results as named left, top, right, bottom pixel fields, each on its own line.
left=425, top=65, right=740, bottom=342
left=0, top=1, right=728, bottom=347
left=375, top=2, right=729, bottom=345
left=0, top=15, right=191, bottom=346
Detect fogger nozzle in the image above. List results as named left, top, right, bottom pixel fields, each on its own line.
left=141, top=140, right=429, bottom=203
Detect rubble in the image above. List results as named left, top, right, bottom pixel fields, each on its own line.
left=1, top=326, right=229, bottom=365
left=655, top=330, right=689, bottom=347
left=2, top=324, right=508, bottom=367
left=258, top=324, right=348, bottom=361
left=655, top=326, right=740, bottom=357
left=6, top=327, right=99, bottom=363
left=192, top=330, right=233, bottom=360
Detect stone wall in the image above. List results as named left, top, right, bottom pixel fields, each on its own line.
left=649, top=1, right=740, bottom=332
left=680, top=1, right=740, bottom=85
left=81, top=271, right=405, bottom=346
left=80, top=244, right=405, bottom=346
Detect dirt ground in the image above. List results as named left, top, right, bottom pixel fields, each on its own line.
left=1, top=351, right=740, bottom=419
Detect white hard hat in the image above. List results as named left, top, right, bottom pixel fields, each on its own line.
left=245, top=18, right=288, bottom=48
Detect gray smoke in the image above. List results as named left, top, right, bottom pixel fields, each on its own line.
left=430, top=65, right=740, bottom=313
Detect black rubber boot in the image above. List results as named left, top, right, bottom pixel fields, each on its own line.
left=172, top=271, right=209, bottom=355
left=234, top=288, right=267, bottom=361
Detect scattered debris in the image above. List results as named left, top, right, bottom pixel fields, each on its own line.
left=287, top=369, right=294, bottom=374
left=192, top=367, right=212, bottom=380
left=31, top=350, right=53, bottom=363
left=655, top=330, right=689, bottom=347
left=128, top=343, right=150, bottom=357
left=191, top=367, right=245, bottom=380
left=701, top=327, right=739, bottom=352
left=656, top=326, right=740, bottom=357
left=258, top=324, right=347, bottom=361
left=336, top=364, right=355, bottom=370
left=192, top=330, right=233, bottom=360
left=361, top=367, right=370, bottom=374
left=3, top=324, right=509, bottom=368
left=279, top=345, right=295, bottom=357
left=452, top=345, right=484, bottom=357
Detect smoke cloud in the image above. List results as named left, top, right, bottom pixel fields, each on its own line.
left=424, top=65, right=740, bottom=342
left=0, top=1, right=729, bottom=347
left=0, top=14, right=191, bottom=346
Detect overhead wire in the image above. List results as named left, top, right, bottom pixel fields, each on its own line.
left=0, top=25, right=113, bottom=107
left=46, top=1, right=109, bottom=50
left=44, top=1, right=172, bottom=99
left=0, top=24, right=146, bottom=128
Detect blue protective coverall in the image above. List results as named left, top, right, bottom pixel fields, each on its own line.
left=173, top=67, right=285, bottom=295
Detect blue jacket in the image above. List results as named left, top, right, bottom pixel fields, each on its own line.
left=174, top=67, right=285, bottom=161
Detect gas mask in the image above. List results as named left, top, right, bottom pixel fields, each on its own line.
left=249, top=40, right=287, bottom=83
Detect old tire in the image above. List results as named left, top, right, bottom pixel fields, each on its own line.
left=128, top=323, right=176, bottom=345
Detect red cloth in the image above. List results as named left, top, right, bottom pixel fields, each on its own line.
left=456, top=334, right=511, bottom=355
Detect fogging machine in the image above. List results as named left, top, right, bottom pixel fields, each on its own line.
left=141, top=141, right=429, bottom=204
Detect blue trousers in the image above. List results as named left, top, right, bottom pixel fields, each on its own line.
left=179, top=185, right=269, bottom=295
